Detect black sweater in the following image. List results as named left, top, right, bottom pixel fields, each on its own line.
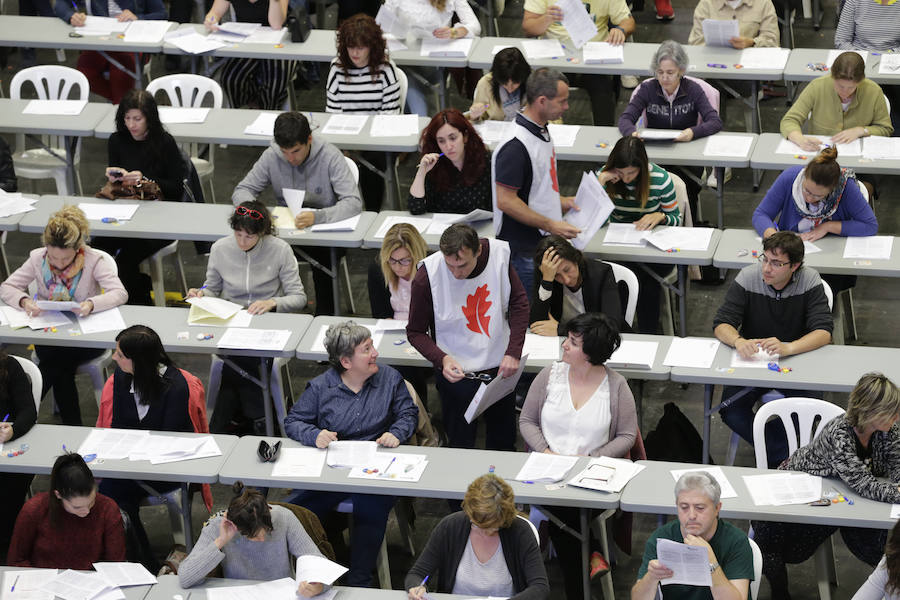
left=0, top=356, right=37, bottom=441
left=107, top=131, right=185, bottom=201
left=0, top=137, right=17, bottom=193
left=110, top=366, right=192, bottom=432
left=404, top=511, right=549, bottom=600
left=529, top=259, right=628, bottom=334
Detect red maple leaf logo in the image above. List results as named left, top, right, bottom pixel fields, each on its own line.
left=461, top=284, right=492, bottom=337
left=549, top=150, right=560, bottom=193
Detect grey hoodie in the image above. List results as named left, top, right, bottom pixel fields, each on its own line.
left=231, top=136, right=362, bottom=224
left=202, top=234, right=307, bottom=312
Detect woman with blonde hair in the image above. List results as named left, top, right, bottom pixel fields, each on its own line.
left=405, top=474, right=549, bottom=599
left=0, top=205, right=127, bottom=425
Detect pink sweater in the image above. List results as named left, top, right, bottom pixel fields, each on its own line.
left=0, top=246, right=128, bottom=311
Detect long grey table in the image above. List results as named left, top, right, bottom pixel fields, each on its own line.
left=0, top=99, right=112, bottom=194
left=219, top=435, right=619, bottom=600
left=784, top=48, right=900, bottom=85
left=0, top=424, right=239, bottom=550
left=361, top=211, right=493, bottom=251
left=751, top=132, right=900, bottom=175
left=0, top=566, right=152, bottom=600
left=669, top=338, right=900, bottom=463
left=163, top=24, right=337, bottom=62
left=714, top=228, right=900, bottom=276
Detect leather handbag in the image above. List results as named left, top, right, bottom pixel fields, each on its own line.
left=96, top=177, right=162, bottom=201
left=286, top=5, right=312, bottom=43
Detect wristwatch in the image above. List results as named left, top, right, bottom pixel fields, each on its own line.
left=709, top=562, right=720, bottom=573
left=863, top=127, right=870, bottom=136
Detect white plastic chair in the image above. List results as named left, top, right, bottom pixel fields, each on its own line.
left=602, top=260, right=639, bottom=328
left=630, top=76, right=720, bottom=129
left=516, top=514, right=541, bottom=544
left=11, top=66, right=89, bottom=195
left=392, top=60, right=409, bottom=111
left=146, top=74, right=223, bottom=204
left=142, top=240, right=189, bottom=307
left=340, top=156, right=359, bottom=313
left=749, top=537, right=762, bottom=600
left=11, top=355, right=42, bottom=413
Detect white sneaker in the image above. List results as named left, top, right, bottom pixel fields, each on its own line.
left=621, top=75, right=639, bottom=89
left=707, top=167, right=732, bottom=188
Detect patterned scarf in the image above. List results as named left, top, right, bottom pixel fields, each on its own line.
left=41, top=248, right=85, bottom=301
left=791, top=166, right=856, bottom=228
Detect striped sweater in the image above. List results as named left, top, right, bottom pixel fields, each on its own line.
left=325, top=60, right=402, bottom=114
left=606, top=162, right=680, bottom=226
left=835, top=0, right=900, bottom=51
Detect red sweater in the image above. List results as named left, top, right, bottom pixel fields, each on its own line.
left=7, top=492, right=126, bottom=569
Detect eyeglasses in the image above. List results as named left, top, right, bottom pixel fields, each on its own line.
left=801, top=186, right=828, bottom=201
left=758, top=255, right=791, bottom=269
left=235, top=206, right=263, bottom=220
left=388, top=257, right=413, bottom=266
left=464, top=372, right=493, bottom=382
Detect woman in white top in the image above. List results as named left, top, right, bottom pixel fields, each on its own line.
left=519, top=312, right=638, bottom=599
left=383, top=0, right=481, bottom=116
left=853, top=519, right=900, bottom=600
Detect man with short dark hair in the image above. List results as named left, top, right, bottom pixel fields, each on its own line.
left=713, top=231, right=833, bottom=466
left=407, top=224, right=529, bottom=450
left=492, top=68, right=580, bottom=295
left=233, top=111, right=362, bottom=315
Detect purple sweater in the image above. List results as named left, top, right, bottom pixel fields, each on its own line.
left=618, top=78, right=723, bottom=138
left=751, top=166, right=878, bottom=237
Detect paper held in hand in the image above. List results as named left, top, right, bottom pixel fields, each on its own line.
left=567, top=171, right=615, bottom=250
left=296, top=555, right=348, bottom=586
left=656, top=539, right=713, bottom=587
left=556, top=0, right=597, bottom=48
left=701, top=19, right=739, bottom=47
left=187, top=296, right=248, bottom=327
left=567, top=456, right=644, bottom=492
left=464, top=354, right=528, bottom=423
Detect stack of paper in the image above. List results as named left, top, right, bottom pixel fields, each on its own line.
left=374, top=215, right=431, bottom=239
left=464, top=355, right=527, bottom=423
left=0, top=192, right=37, bottom=218
left=607, top=340, right=659, bottom=370
left=23, top=100, right=88, bottom=116
left=321, top=114, right=368, bottom=135
left=39, top=570, right=118, bottom=600
left=122, top=20, right=171, bottom=43
left=78, top=203, right=140, bottom=222
left=701, top=19, right=739, bottom=47
left=425, top=209, right=493, bottom=235
left=243, top=27, right=286, bottom=44
left=217, top=328, right=291, bottom=351
left=645, top=226, right=714, bottom=252
left=879, top=54, right=900, bottom=74
left=310, top=214, right=361, bottom=232
left=662, top=337, right=720, bottom=369
left=326, top=440, right=379, bottom=468
left=79, top=15, right=129, bottom=35
left=638, top=129, right=680, bottom=141
left=522, top=333, right=561, bottom=360
left=165, top=28, right=227, bottom=54
left=78, top=429, right=150, bottom=460
left=370, top=318, right=408, bottom=332
left=206, top=578, right=316, bottom=600
left=547, top=123, right=580, bottom=147
left=863, top=136, right=900, bottom=160
left=843, top=235, right=893, bottom=259
left=826, top=49, right=867, bottom=68
left=91, top=563, right=156, bottom=587
left=567, top=171, right=614, bottom=250
left=738, top=47, right=790, bottom=70
left=670, top=466, right=738, bottom=498
left=187, top=297, right=252, bottom=327
left=521, top=39, right=565, bottom=60
left=370, top=114, right=420, bottom=137
left=703, top=135, right=754, bottom=158
left=309, top=323, right=384, bottom=353
left=213, top=21, right=260, bottom=38
left=656, top=539, right=712, bottom=587
left=349, top=453, right=429, bottom=481
left=271, top=447, right=327, bottom=478
left=3, top=568, right=58, bottom=600
left=157, top=106, right=210, bottom=124
left=243, top=112, right=278, bottom=136
left=568, top=456, right=644, bottom=492
left=743, top=472, right=822, bottom=505
left=420, top=37, right=473, bottom=57
left=730, top=347, right=778, bottom=368
left=514, top=452, right=580, bottom=482
left=582, top=42, right=623, bottom=64
left=603, top=222, right=650, bottom=246
left=474, top=120, right=515, bottom=144
left=0, top=306, right=72, bottom=331
left=131, top=434, right=221, bottom=464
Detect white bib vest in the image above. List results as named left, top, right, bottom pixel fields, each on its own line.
left=423, top=239, right=512, bottom=372
left=492, top=117, right=562, bottom=236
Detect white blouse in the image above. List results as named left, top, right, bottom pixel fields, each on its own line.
left=452, top=537, right=515, bottom=597
left=540, top=361, right=611, bottom=456
left=385, top=0, right=481, bottom=38
left=390, top=276, right=412, bottom=321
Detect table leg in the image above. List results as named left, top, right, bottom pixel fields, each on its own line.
left=715, top=166, right=725, bottom=229
left=99, top=50, right=143, bottom=89
left=750, top=80, right=761, bottom=134
left=703, top=383, right=713, bottom=464
left=181, top=482, right=194, bottom=551
left=331, top=247, right=342, bottom=316
left=438, top=67, right=447, bottom=110
left=259, top=357, right=274, bottom=436
left=677, top=265, right=687, bottom=337
left=384, top=151, right=398, bottom=210
left=581, top=508, right=590, bottom=600
left=65, top=136, right=80, bottom=194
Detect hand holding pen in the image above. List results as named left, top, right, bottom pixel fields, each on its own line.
left=0, top=413, right=13, bottom=443
left=416, top=153, right=444, bottom=173
left=467, top=102, right=490, bottom=120
left=408, top=575, right=429, bottom=599
left=185, top=285, right=207, bottom=299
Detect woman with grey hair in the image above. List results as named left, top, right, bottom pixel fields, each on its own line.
left=617, top=40, right=721, bottom=217
left=283, top=319, right=419, bottom=587
left=753, top=372, right=900, bottom=598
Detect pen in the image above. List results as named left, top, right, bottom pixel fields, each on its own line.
left=101, top=217, right=118, bottom=224
left=420, top=575, right=430, bottom=587
left=707, top=63, right=727, bottom=68
left=383, top=456, right=397, bottom=475
left=2, top=414, right=8, bottom=422
left=416, top=152, right=444, bottom=168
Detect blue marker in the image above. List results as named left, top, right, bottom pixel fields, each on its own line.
left=101, top=217, right=118, bottom=224
left=707, top=63, right=727, bottom=69
left=2, top=414, right=8, bottom=422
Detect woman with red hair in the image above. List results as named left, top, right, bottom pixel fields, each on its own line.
left=409, top=109, right=491, bottom=215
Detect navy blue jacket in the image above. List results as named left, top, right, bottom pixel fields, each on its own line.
left=56, top=0, right=166, bottom=24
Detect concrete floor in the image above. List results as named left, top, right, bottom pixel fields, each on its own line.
left=1, top=0, right=899, bottom=596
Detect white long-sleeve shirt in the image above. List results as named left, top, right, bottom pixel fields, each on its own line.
left=385, top=0, right=481, bottom=37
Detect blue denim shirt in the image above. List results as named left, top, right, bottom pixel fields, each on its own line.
left=284, top=365, right=418, bottom=447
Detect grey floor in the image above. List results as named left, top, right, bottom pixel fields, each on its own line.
left=2, top=0, right=899, bottom=597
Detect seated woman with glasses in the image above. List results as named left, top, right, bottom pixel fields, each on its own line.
left=752, top=147, right=876, bottom=293
left=405, top=473, right=549, bottom=599
left=187, top=201, right=306, bottom=435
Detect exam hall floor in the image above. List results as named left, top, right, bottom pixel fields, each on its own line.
left=3, top=0, right=900, bottom=595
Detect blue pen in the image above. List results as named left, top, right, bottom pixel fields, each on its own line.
left=707, top=63, right=727, bottom=68
left=11, top=575, right=19, bottom=592
left=383, top=456, right=397, bottom=475
left=523, top=480, right=535, bottom=484
left=416, top=152, right=444, bottom=168
left=2, top=414, right=9, bottom=422
left=101, top=217, right=118, bottom=224
left=420, top=575, right=430, bottom=587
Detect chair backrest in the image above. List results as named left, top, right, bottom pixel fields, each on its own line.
left=602, top=260, right=638, bottom=327
left=11, top=355, right=42, bottom=413
left=516, top=514, right=541, bottom=544
left=344, top=155, right=360, bottom=184
left=11, top=65, right=89, bottom=101
left=751, top=397, right=845, bottom=468
left=146, top=74, right=223, bottom=108
left=94, top=248, right=119, bottom=276
left=667, top=171, right=689, bottom=226
left=748, top=537, right=762, bottom=600
left=629, top=76, right=719, bottom=128
left=405, top=380, right=439, bottom=447
left=820, top=278, right=834, bottom=311
left=390, top=60, right=409, bottom=114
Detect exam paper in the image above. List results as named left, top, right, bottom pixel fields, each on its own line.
left=23, top=100, right=88, bottom=116
left=514, top=451, right=579, bottom=482
left=743, top=472, right=822, bottom=505
left=78, top=203, right=139, bottom=222
left=803, top=240, right=822, bottom=254
left=79, top=15, right=129, bottom=35
left=370, top=114, right=420, bottom=137
left=326, top=440, right=379, bottom=468
left=243, top=27, right=286, bottom=44
left=122, top=20, right=171, bottom=43
left=35, top=300, right=81, bottom=312
left=0, top=193, right=37, bottom=218
left=296, top=555, right=348, bottom=586
left=40, top=569, right=111, bottom=600
left=309, top=324, right=383, bottom=353
left=775, top=137, right=861, bottom=156
left=78, top=428, right=150, bottom=460
left=670, top=466, right=738, bottom=498
left=157, top=106, right=210, bottom=124
left=321, top=114, right=368, bottom=135
left=206, top=578, right=298, bottom=600
left=310, top=214, right=361, bottom=232
left=420, top=37, right=473, bottom=57
left=521, top=39, right=565, bottom=59
left=282, top=188, right=305, bottom=218
left=662, top=337, right=720, bottom=369
left=243, top=112, right=278, bottom=136
left=567, top=456, right=644, bottom=492
left=271, top=447, right=327, bottom=478
left=464, top=353, right=527, bottom=424
left=147, top=435, right=221, bottom=464
left=645, top=226, right=714, bottom=252
left=826, top=49, right=867, bottom=68
left=879, top=54, right=900, bottom=74
left=656, top=539, right=713, bottom=587
left=217, top=328, right=291, bottom=351
left=703, top=135, right=753, bottom=158
left=603, top=222, right=650, bottom=246
left=27, top=311, right=73, bottom=331
left=730, top=347, right=778, bottom=368
left=567, top=171, right=615, bottom=250
left=371, top=318, right=408, bottom=332
left=375, top=5, right=406, bottom=38
left=188, top=296, right=241, bottom=320
left=701, top=19, right=739, bottom=47
left=78, top=307, right=127, bottom=335
left=606, top=340, right=659, bottom=370
left=348, top=453, right=428, bottom=481
left=374, top=215, right=431, bottom=239
left=582, top=42, right=623, bottom=63
left=164, top=29, right=227, bottom=54
left=843, top=235, right=893, bottom=259
left=0, top=306, right=30, bottom=329
left=738, top=47, right=789, bottom=69
left=556, top=0, right=598, bottom=47
left=2, top=569, right=57, bottom=600
left=547, top=123, right=580, bottom=147
left=863, top=136, right=900, bottom=160
left=522, top=333, right=561, bottom=360
left=92, top=563, right=156, bottom=587
left=638, top=128, right=680, bottom=141
left=425, top=209, right=493, bottom=235
left=216, top=21, right=260, bottom=37
left=474, top=120, right=516, bottom=144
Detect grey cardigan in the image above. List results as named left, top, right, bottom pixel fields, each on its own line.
left=231, top=137, right=362, bottom=224
left=202, top=234, right=306, bottom=312
left=519, top=363, right=637, bottom=457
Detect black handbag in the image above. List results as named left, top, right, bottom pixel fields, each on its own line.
left=286, top=5, right=312, bottom=43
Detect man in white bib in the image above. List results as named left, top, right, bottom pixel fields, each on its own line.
left=407, top=224, right=529, bottom=450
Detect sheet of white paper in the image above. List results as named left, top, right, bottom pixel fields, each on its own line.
left=891, top=504, right=900, bottom=519
left=217, top=21, right=260, bottom=36
left=420, top=37, right=473, bottom=57
left=556, top=0, right=598, bottom=47
left=522, top=333, right=561, bottom=360
left=243, top=27, right=285, bottom=44
left=515, top=452, right=580, bottom=482
left=701, top=19, right=739, bottom=47
left=280, top=188, right=305, bottom=219
left=645, top=226, right=714, bottom=251
left=739, top=47, right=789, bottom=69
left=2, top=569, right=58, bottom=600
left=187, top=296, right=242, bottom=320
left=582, top=41, right=622, bottom=63
left=371, top=318, right=408, bottom=332
left=743, top=472, right=822, bottom=505
left=670, top=466, right=738, bottom=498
left=0, top=194, right=37, bottom=218
left=1, top=306, right=31, bottom=329
left=464, top=354, right=527, bottom=423
left=309, top=324, right=329, bottom=353
left=385, top=37, right=408, bottom=52
left=217, top=327, right=291, bottom=351
left=843, top=235, right=893, bottom=259
left=326, top=440, right=378, bottom=468
left=271, top=447, right=327, bottom=478
left=774, top=138, right=806, bottom=155
left=375, top=5, right=406, bottom=38
left=78, top=428, right=150, bottom=460
left=149, top=435, right=220, bottom=464
left=826, top=49, right=867, bottom=68
left=607, top=340, right=659, bottom=370
left=547, top=123, right=580, bottom=147
left=370, top=114, right=420, bottom=137
left=657, top=539, right=713, bottom=586
left=77, top=307, right=127, bottom=335
left=34, top=300, right=81, bottom=312
left=243, top=112, right=278, bottom=136
left=122, top=20, right=171, bottom=43
left=729, top=347, right=778, bottom=368
left=567, top=171, right=615, bottom=250
left=375, top=215, right=431, bottom=239
left=27, top=311, right=72, bottom=330
left=92, top=563, right=157, bottom=587
left=321, top=114, right=368, bottom=135
left=863, top=135, right=900, bottom=160
left=879, top=54, right=900, bottom=74
left=639, top=128, right=680, bottom=140
left=803, top=240, right=822, bottom=254
left=425, top=209, right=493, bottom=235
left=79, top=15, right=129, bottom=35
left=663, top=337, right=720, bottom=369
left=348, top=453, right=428, bottom=481
left=296, top=555, right=348, bottom=586
left=603, top=222, right=650, bottom=246
left=521, top=38, right=565, bottom=59
left=703, top=135, right=753, bottom=158
left=775, top=137, right=860, bottom=156
left=567, top=456, right=644, bottom=492
left=309, top=214, right=361, bottom=232
left=39, top=570, right=110, bottom=600
left=473, top=120, right=516, bottom=144
left=78, top=203, right=139, bottom=222
left=164, top=29, right=227, bottom=54
left=157, top=106, right=209, bottom=124
left=23, top=100, right=88, bottom=116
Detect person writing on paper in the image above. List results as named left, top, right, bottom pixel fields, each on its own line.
left=0, top=205, right=127, bottom=426
left=186, top=201, right=305, bottom=434
left=468, top=47, right=532, bottom=123
left=599, top=136, right=679, bottom=334
left=407, top=224, right=528, bottom=451
left=754, top=373, right=900, bottom=599
left=632, top=471, right=753, bottom=600
left=410, top=109, right=492, bottom=215
left=98, top=90, right=186, bottom=306
left=8, top=452, right=126, bottom=569
left=853, top=519, right=900, bottom=600
left=203, top=0, right=293, bottom=110
left=54, top=0, right=165, bottom=103
left=493, top=67, right=579, bottom=294
left=233, top=111, right=361, bottom=315
left=283, top=321, right=418, bottom=586
left=688, top=0, right=778, bottom=48
left=520, top=312, right=637, bottom=598
left=405, top=474, right=549, bottom=600
left=713, top=231, right=833, bottom=467
left=529, top=236, right=626, bottom=336
left=179, top=481, right=325, bottom=594
left=522, top=0, right=639, bottom=125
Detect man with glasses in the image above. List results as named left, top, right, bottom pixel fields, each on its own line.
left=407, top=223, right=529, bottom=450
left=713, top=231, right=832, bottom=466
left=232, top=111, right=362, bottom=315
